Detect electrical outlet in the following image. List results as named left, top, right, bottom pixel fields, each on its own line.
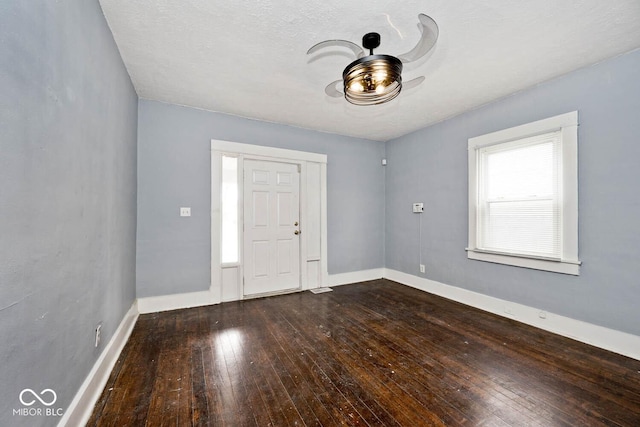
left=419, top=264, right=425, bottom=273
left=95, top=323, right=102, bottom=347
left=180, top=207, right=191, bottom=217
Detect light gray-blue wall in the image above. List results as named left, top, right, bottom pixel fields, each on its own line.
left=386, top=49, right=640, bottom=336
left=0, top=1, right=138, bottom=425
left=136, top=100, right=385, bottom=297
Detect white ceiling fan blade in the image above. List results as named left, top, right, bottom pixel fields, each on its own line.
left=402, top=76, right=425, bottom=91
left=397, top=14, right=439, bottom=63
left=307, top=40, right=366, bottom=59
left=324, top=80, right=344, bottom=98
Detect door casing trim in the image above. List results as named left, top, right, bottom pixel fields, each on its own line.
left=211, top=140, right=328, bottom=303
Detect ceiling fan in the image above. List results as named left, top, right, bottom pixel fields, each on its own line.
left=307, top=14, right=439, bottom=106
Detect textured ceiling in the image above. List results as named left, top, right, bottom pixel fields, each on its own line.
left=99, top=0, right=640, bottom=141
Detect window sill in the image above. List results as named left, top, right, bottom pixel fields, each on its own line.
left=466, top=248, right=580, bottom=275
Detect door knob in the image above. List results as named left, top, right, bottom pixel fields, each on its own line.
left=294, top=221, right=299, bottom=226
left=294, top=230, right=301, bottom=235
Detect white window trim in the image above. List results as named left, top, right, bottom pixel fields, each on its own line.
left=467, top=111, right=580, bottom=275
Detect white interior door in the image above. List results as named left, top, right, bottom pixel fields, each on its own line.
left=243, top=159, right=301, bottom=296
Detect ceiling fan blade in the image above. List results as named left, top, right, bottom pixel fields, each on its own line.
left=307, top=40, right=366, bottom=59
left=402, top=76, right=425, bottom=91
left=397, top=14, right=439, bottom=63
left=324, top=80, right=344, bottom=98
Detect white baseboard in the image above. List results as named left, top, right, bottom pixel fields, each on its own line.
left=136, top=269, right=384, bottom=314
left=132, top=267, right=640, bottom=360
left=325, top=268, right=384, bottom=287
left=58, top=302, right=139, bottom=427
left=137, top=290, right=214, bottom=314
left=383, top=268, right=640, bottom=361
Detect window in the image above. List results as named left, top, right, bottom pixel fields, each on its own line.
left=221, top=155, right=239, bottom=264
left=467, top=111, right=580, bottom=275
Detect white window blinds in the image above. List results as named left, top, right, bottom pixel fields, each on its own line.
left=477, top=131, right=561, bottom=259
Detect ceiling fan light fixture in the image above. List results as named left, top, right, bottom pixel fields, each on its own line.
left=308, top=14, right=438, bottom=105
left=342, top=54, right=403, bottom=106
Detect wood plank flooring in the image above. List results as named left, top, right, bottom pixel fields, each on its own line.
left=88, top=280, right=640, bottom=426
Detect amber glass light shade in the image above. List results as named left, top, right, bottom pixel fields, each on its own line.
left=342, top=55, right=403, bottom=106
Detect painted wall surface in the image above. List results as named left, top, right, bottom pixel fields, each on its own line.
left=386, top=49, right=640, bottom=336
left=137, top=100, right=385, bottom=298
left=0, top=1, right=138, bottom=425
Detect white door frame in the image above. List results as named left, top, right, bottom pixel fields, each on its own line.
left=211, top=140, right=328, bottom=303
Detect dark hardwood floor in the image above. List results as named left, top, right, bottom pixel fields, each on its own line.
left=88, top=280, right=640, bottom=426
